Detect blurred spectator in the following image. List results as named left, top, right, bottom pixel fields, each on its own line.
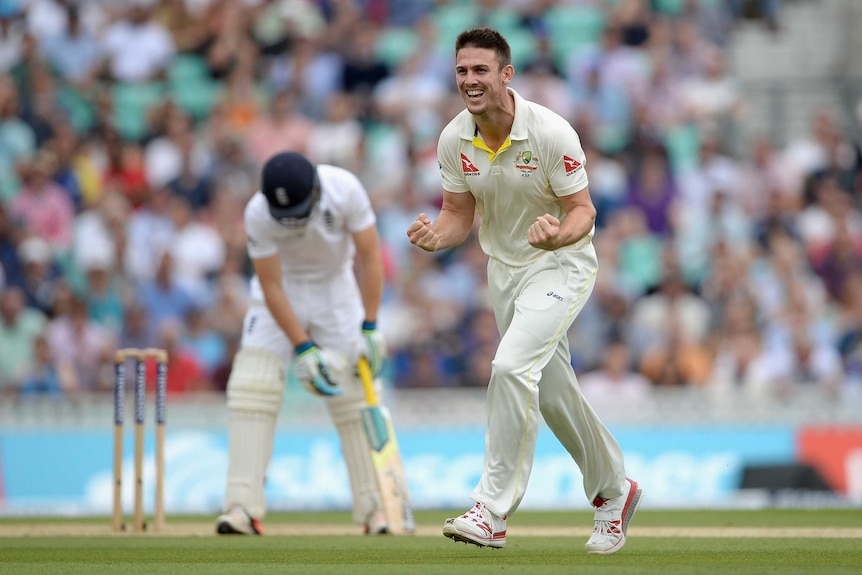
left=782, top=325, right=844, bottom=397
left=614, top=207, right=664, bottom=297
left=123, top=186, right=174, bottom=283
left=674, top=188, right=752, bottom=286
left=458, top=306, right=498, bottom=387
left=207, top=134, right=258, bottom=202
left=210, top=330, right=240, bottom=392
left=25, top=0, right=106, bottom=44
left=370, top=49, right=449, bottom=142
left=144, top=106, right=210, bottom=192
left=166, top=194, right=226, bottom=303
left=626, top=143, right=677, bottom=236
left=19, top=332, right=63, bottom=397
left=77, top=240, right=126, bottom=337
left=737, top=134, right=798, bottom=217
left=17, top=235, right=62, bottom=314
left=837, top=272, right=862, bottom=390
left=100, top=130, right=150, bottom=209
left=0, top=5, right=25, bottom=74
left=0, top=202, right=24, bottom=289
left=570, top=61, right=632, bottom=154
left=727, top=0, right=783, bottom=32
left=339, top=23, right=390, bottom=120
left=814, top=221, right=862, bottom=303
left=579, top=338, right=652, bottom=402
left=40, top=2, right=103, bottom=90
left=679, top=50, right=742, bottom=139
left=306, top=91, right=364, bottom=173
left=627, top=257, right=711, bottom=362
left=179, top=304, right=226, bottom=380
left=266, top=30, right=342, bottom=120
left=512, top=53, right=574, bottom=123
left=750, top=227, right=830, bottom=329
left=668, top=18, right=715, bottom=80
left=135, top=247, right=195, bottom=336
left=118, top=299, right=154, bottom=351
left=166, top=141, right=214, bottom=212
left=799, top=174, right=862, bottom=266
left=0, top=285, right=47, bottom=394
left=782, top=109, right=848, bottom=198
left=45, top=125, right=86, bottom=211
left=153, top=0, right=211, bottom=55
left=583, top=145, right=628, bottom=228
left=0, top=76, right=37, bottom=202
left=211, top=42, right=262, bottom=133
left=638, top=315, right=713, bottom=387
left=676, top=134, right=741, bottom=215
left=45, top=291, right=115, bottom=393
left=154, top=317, right=209, bottom=393
left=245, top=89, right=313, bottom=164
left=707, top=290, right=784, bottom=399
left=99, top=0, right=176, bottom=84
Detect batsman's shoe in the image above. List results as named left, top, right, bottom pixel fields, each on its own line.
left=585, top=477, right=643, bottom=555
left=364, top=510, right=389, bottom=535
left=442, top=502, right=507, bottom=548
left=216, top=506, right=264, bottom=535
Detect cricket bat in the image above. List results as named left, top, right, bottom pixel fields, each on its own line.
left=358, top=357, right=415, bottom=534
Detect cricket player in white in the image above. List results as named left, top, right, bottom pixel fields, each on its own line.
left=407, top=27, right=642, bottom=554
left=216, top=151, right=395, bottom=535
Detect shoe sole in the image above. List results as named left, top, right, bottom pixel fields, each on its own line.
left=442, top=520, right=506, bottom=549
left=586, top=479, right=644, bottom=556
left=215, top=517, right=263, bottom=535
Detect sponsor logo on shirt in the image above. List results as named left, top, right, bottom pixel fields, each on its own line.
left=461, top=153, right=481, bottom=176
left=563, top=155, right=582, bottom=175
left=547, top=291, right=564, bottom=302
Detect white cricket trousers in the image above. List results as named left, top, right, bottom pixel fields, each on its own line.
left=473, top=238, right=627, bottom=518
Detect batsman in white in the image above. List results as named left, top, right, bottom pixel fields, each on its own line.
left=407, top=27, right=642, bottom=554
left=216, top=151, right=391, bottom=535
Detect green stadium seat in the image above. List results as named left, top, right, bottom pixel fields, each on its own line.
left=433, top=3, right=480, bottom=51
left=57, top=86, right=95, bottom=134
left=505, top=28, right=539, bottom=70
left=375, top=26, right=422, bottom=68
left=170, top=78, right=224, bottom=121
left=543, top=4, right=606, bottom=70
left=167, top=54, right=211, bottom=86
left=111, top=81, right=166, bottom=142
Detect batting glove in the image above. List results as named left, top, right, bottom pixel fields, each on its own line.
left=293, top=341, right=344, bottom=396
left=361, top=320, right=387, bottom=377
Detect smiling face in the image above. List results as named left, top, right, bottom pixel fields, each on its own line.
left=455, top=46, right=513, bottom=118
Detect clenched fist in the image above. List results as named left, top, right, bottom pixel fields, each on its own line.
left=407, top=213, right=442, bottom=252
left=527, top=214, right=561, bottom=250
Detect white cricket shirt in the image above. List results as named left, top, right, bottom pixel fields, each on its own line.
left=244, top=164, right=376, bottom=300
left=438, top=88, right=591, bottom=267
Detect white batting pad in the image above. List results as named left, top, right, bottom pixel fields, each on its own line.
left=327, top=390, right=382, bottom=525
left=223, top=348, right=285, bottom=518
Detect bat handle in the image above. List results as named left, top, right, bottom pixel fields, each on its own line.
left=357, top=357, right=378, bottom=406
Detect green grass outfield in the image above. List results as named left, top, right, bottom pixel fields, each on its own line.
left=1, top=509, right=860, bottom=574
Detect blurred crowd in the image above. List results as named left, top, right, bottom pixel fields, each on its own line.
left=1, top=0, right=861, bottom=404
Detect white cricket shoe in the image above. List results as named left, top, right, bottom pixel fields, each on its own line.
left=364, top=510, right=389, bottom=535
left=442, top=502, right=507, bottom=548
left=216, top=506, right=264, bottom=535
left=584, top=477, right=643, bottom=555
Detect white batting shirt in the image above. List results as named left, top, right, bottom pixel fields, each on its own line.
left=438, top=88, right=591, bottom=267
left=244, top=164, right=376, bottom=300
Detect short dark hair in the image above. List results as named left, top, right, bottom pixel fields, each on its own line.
left=455, top=27, right=511, bottom=69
